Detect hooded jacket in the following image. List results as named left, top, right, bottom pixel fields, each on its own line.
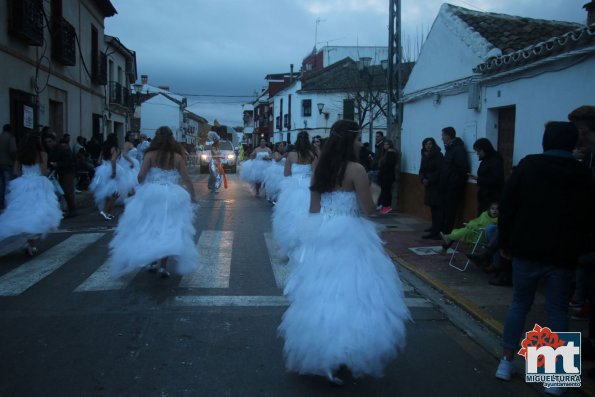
left=498, top=153, right=594, bottom=266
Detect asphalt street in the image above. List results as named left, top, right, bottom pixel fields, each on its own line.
left=0, top=170, right=546, bottom=396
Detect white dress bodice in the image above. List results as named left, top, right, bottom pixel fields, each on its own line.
left=255, top=151, right=270, bottom=160
left=21, top=164, right=42, bottom=176
left=291, top=163, right=312, bottom=177
left=320, top=191, right=360, bottom=218
left=145, top=168, right=181, bottom=185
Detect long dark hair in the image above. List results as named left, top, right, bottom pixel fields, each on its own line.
left=473, top=138, right=497, bottom=158
left=101, top=133, right=119, bottom=160
left=294, top=131, right=316, bottom=163
left=17, top=133, right=43, bottom=165
left=146, top=126, right=183, bottom=168
left=310, top=119, right=360, bottom=193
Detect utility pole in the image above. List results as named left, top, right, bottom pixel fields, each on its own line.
left=387, top=0, right=402, bottom=209
left=387, top=0, right=401, bottom=149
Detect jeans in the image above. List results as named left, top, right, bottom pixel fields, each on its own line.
left=502, top=258, right=574, bottom=350
left=0, top=164, right=14, bottom=207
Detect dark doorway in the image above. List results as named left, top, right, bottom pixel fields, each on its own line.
left=9, top=89, right=36, bottom=140
left=497, top=106, right=516, bottom=177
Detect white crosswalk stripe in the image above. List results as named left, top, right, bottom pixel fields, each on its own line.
left=0, top=233, right=105, bottom=296
left=1, top=230, right=421, bottom=307
left=180, top=230, right=234, bottom=288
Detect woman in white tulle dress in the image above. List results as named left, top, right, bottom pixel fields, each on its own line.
left=272, top=132, right=316, bottom=256
left=0, top=133, right=62, bottom=256
left=263, top=142, right=286, bottom=203
left=109, top=126, right=199, bottom=278
left=239, top=138, right=272, bottom=196
left=278, top=120, right=411, bottom=385
left=115, top=132, right=140, bottom=204
left=89, top=133, right=126, bottom=220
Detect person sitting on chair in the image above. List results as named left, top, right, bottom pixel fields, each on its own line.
left=440, top=202, right=498, bottom=254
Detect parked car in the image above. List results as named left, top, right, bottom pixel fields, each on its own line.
left=199, top=140, right=237, bottom=173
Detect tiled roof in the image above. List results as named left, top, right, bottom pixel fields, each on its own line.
left=448, top=4, right=581, bottom=54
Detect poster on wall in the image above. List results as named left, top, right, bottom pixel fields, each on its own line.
left=23, top=105, right=34, bottom=129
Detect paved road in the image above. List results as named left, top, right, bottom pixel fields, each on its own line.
left=0, top=171, right=545, bottom=396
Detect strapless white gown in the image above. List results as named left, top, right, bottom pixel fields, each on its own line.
left=239, top=151, right=271, bottom=184
left=109, top=167, right=199, bottom=276
left=278, top=190, right=411, bottom=378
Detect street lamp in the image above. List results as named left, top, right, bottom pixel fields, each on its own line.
left=317, top=102, right=329, bottom=119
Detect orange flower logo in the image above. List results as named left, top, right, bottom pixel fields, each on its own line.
left=518, top=324, right=566, bottom=368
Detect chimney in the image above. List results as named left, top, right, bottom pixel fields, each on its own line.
left=141, top=74, right=148, bottom=85
left=585, top=1, right=595, bottom=26
left=158, top=85, right=170, bottom=91
left=290, top=64, right=294, bottom=84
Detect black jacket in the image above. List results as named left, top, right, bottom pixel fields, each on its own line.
left=419, top=146, right=443, bottom=206
left=439, top=137, right=469, bottom=191
left=498, top=153, right=594, bottom=266
left=378, top=150, right=398, bottom=184
left=476, top=152, right=505, bottom=213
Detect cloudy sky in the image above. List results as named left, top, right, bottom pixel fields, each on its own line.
left=104, top=0, right=587, bottom=126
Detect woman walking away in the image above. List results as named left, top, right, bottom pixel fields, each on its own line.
left=0, top=133, right=62, bottom=256
left=278, top=120, right=411, bottom=385
left=469, top=138, right=504, bottom=215
left=272, top=131, right=316, bottom=257
left=377, top=139, right=398, bottom=214
left=109, top=126, right=199, bottom=279
left=89, top=133, right=124, bottom=220
left=419, top=137, right=443, bottom=239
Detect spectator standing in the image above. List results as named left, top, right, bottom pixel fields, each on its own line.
left=419, top=137, right=443, bottom=239
left=358, top=142, right=372, bottom=171
left=86, top=134, right=102, bottom=166
left=438, top=126, right=470, bottom=235
left=469, top=138, right=505, bottom=215
left=43, top=130, right=77, bottom=217
left=495, top=121, right=594, bottom=395
left=377, top=139, right=398, bottom=214
left=0, top=124, right=17, bottom=211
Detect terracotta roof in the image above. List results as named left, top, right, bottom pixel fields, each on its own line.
left=448, top=4, right=581, bottom=54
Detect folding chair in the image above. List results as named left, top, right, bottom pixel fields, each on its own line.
left=448, top=227, right=486, bottom=272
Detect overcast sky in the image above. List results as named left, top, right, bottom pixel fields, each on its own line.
left=104, top=0, right=588, bottom=126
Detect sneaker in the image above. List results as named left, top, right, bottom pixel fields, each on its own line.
left=376, top=205, right=383, bottom=210
left=495, top=358, right=514, bottom=381
left=380, top=206, right=392, bottom=215
left=544, top=386, right=565, bottom=396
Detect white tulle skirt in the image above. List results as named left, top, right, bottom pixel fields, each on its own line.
left=278, top=214, right=411, bottom=378
left=0, top=174, right=62, bottom=242
left=108, top=181, right=199, bottom=276
left=272, top=174, right=310, bottom=256
left=239, top=159, right=270, bottom=184
left=116, top=157, right=140, bottom=204
left=263, top=161, right=285, bottom=200
left=89, top=161, right=135, bottom=209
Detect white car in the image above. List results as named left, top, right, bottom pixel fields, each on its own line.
left=199, top=140, right=237, bottom=173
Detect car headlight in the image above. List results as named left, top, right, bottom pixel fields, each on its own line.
left=227, top=154, right=235, bottom=160
left=200, top=154, right=208, bottom=160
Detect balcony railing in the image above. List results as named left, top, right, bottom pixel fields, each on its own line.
left=51, top=17, right=76, bottom=66
left=8, top=0, right=43, bottom=46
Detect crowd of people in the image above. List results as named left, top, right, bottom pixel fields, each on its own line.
left=0, top=105, right=593, bottom=391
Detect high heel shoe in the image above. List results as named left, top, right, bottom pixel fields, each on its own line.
left=325, top=372, right=344, bottom=386
left=159, top=267, right=170, bottom=278
left=100, top=211, right=112, bottom=221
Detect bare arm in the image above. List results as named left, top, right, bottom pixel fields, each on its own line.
left=137, top=152, right=152, bottom=184
left=13, top=160, right=22, bottom=177
left=122, top=142, right=134, bottom=167
left=309, top=158, right=320, bottom=213
left=39, top=152, right=48, bottom=176
left=110, top=147, right=118, bottom=178
left=350, top=163, right=376, bottom=216
left=176, top=154, right=197, bottom=203
left=284, top=152, right=295, bottom=177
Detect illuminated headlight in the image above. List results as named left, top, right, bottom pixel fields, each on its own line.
left=227, top=154, right=235, bottom=160
left=200, top=154, right=208, bottom=160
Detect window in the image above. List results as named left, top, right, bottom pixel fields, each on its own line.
left=283, top=114, right=288, bottom=129
left=276, top=116, right=281, bottom=130
left=302, top=99, right=312, bottom=117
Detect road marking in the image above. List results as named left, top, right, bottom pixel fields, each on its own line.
left=74, top=259, right=138, bottom=292
left=173, top=295, right=432, bottom=308
left=180, top=230, right=233, bottom=288
left=264, top=232, right=289, bottom=289
left=0, top=233, right=105, bottom=296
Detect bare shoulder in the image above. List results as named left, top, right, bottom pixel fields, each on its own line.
left=346, top=161, right=366, bottom=176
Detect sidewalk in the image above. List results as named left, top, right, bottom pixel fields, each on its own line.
left=377, top=211, right=593, bottom=395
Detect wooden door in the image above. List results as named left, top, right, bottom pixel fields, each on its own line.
left=498, top=106, right=516, bottom=178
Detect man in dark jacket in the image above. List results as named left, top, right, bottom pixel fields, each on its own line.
left=430, top=126, right=469, bottom=237
left=495, top=121, right=594, bottom=386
